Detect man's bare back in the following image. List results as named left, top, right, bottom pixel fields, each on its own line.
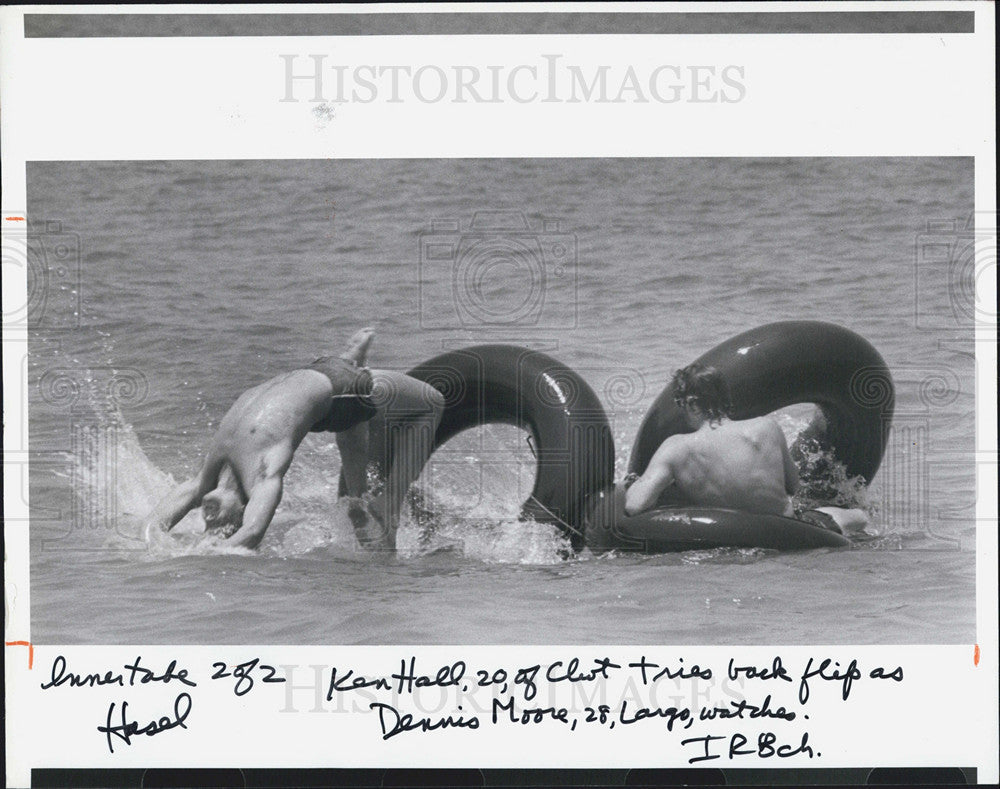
left=625, top=416, right=797, bottom=517
left=211, top=370, right=347, bottom=488
left=624, top=362, right=868, bottom=534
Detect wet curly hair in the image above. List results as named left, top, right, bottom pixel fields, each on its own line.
left=671, top=363, right=734, bottom=424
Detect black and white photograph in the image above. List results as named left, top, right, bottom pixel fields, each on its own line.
left=4, top=3, right=997, bottom=785
left=25, top=156, right=978, bottom=646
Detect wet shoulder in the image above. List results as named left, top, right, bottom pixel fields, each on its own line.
left=732, top=416, right=786, bottom=449
left=739, top=415, right=782, bottom=435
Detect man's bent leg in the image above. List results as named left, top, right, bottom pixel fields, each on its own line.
left=347, top=497, right=393, bottom=551
left=339, top=328, right=375, bottom=366
left=378, top=376, right=445, bottom=546
left=336, top=422, right=370, bottom=498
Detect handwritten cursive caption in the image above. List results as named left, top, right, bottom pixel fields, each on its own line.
left=39, top=654, right=286, bottom=753
left=319, top=654, right=904, bottom=763
left=38, top=653, right=904, bottom=761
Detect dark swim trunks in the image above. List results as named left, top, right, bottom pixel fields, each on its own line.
left=305, top=356, right=378, bottom=433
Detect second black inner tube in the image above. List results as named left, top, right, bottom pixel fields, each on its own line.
left=627, top=320, right=895, bottom=485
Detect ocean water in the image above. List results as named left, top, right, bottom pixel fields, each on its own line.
left=25, top=157, right=976, bottom=645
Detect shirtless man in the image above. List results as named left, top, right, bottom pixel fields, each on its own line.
left=624, top=363, right=868, bottom=532
left=145, top=330, right=378, bottom=549
left=148, top=329, right=445, bottom=551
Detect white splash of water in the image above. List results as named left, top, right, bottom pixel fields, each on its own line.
left=72, top=418, right=570, bottom=564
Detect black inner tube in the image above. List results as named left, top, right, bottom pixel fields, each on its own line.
left=355, top=323, right=890, bottom=554
left=396, top=345, right=616, bottom=552
left=627, top=320, right=894, bottom=485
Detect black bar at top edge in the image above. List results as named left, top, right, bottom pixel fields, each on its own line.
left=24, top=11, right=974, bottom=38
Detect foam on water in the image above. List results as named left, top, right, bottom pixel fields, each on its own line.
left=72, top=412, right=261, bottom=560
left=775, top=409, right=881, bottom=532
left=74, top=413, right=573, bottom=564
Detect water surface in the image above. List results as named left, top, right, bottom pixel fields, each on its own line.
left=27, top=157, right=976, bottom=644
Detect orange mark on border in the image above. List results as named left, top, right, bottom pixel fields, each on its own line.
left=974, top=644, right=980, bottom=666
left=5, top=640, right=34, bottom=669
left=6, top=216, right=26, bottom=221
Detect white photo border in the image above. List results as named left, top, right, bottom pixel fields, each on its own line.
left=3, top=2, right=997, bottom=786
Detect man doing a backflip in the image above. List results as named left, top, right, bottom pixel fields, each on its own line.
left=145, top=329, right=444, bottom=550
